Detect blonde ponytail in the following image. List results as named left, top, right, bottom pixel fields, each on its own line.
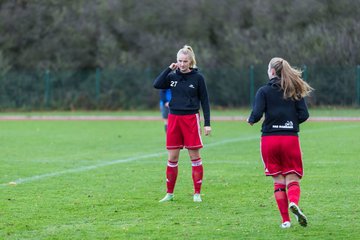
left=270, top=58, right=313, bottom=100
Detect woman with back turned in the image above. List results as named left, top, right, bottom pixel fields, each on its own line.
left=153, top=45, right=211, bottom=203
left=247, top=57, right=313, bottom=228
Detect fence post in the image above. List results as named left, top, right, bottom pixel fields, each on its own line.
left=357, top=65, right=360, bottom=106
left=302, top=65, right=308, bottom=81
left=249, top=65, right=254, bottom=106
left=44, top=69, right=51, bottom=108
left=95, top=67, right=101, bottom=102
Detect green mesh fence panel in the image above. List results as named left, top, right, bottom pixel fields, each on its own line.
left=0, top=66, right=358, bottom=110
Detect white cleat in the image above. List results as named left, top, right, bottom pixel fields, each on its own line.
left=289, top=202, right=308, bottom=227
left=280, top=221, right=291, bottom=229
left=193, top=194, right=202, bottom=202
left=159, top=193, right=174, bottom=202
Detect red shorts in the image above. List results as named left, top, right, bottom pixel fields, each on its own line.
left=260, top=135, right=303, bottom=178
left=166, top=113, right=203, bottom=150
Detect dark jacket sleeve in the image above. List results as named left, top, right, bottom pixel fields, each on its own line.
left=198, top=75, right=211, bottom=126
left=248, top=88, right=266, bottom=124
left=296, top=98, right=309, bottom=124
left=159, top=90, right=168, bottom=103
left=153, top=68, right=172, bottom=89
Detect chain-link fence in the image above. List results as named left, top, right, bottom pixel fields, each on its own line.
left=1, top=65, right=359, bottom=110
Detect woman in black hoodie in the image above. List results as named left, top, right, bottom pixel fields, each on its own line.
left=248, top=57, right=313, bottom=228
left=154, top=45, right=211, bottom=203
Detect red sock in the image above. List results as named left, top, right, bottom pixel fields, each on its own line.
left=287, top=181, right=301, bottom=205
left=191, top=158, right=203, bottom=194
left=274, top=183, right=290, bottom=223
left=166, top=161, right=178, bottom=193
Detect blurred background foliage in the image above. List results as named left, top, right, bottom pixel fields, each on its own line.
left=0, top=0, right=359, bottom=110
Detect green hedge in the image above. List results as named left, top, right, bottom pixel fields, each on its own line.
left=1, top=65, right=359, bottom=110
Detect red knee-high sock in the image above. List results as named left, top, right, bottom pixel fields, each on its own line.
left=287, top=181, right=301, bottom=205
left=274, top=183, right=290, bottom=223
left=191, top=158, right=203, bottom=194
left=166, top=160, right=178, bottom=194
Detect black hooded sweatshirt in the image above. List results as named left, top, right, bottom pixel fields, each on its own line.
left=153, top=67, right=210, bottom=126
left=248, top=77, right=309, bottom=136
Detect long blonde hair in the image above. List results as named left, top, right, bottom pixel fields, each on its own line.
left=177, top=45, right=197, bottom=68
left=270, top=57, right=313, bottom=100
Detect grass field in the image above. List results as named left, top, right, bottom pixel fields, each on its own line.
left=1, top=109, right=360, bottom=239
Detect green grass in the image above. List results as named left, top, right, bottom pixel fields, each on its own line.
left=1, top=112, right=360, bottom=239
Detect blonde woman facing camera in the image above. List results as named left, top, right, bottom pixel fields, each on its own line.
left=153, top=45, right=211, bottom=203
left=248, top=57, right=313, bottom=228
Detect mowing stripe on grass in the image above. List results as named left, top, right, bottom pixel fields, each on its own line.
left=2, top=124, right=359, bottom=187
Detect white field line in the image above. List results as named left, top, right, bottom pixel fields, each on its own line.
left=0, top=135, right=260, bottom=187
left=1, top=115, right=360, bottom=121
left=1, top=152, right=166, bottom=187
left=1, top=124, right=359, bottom=187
